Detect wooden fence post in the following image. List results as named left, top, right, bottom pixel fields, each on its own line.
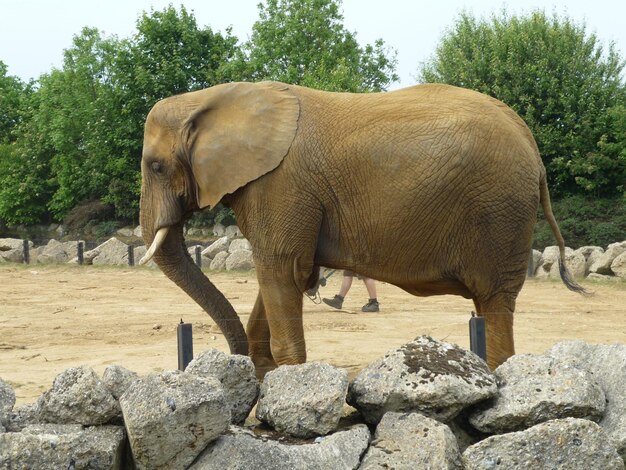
left=195, top=246, right=202, bottom=268
left=177, top=319, right=193, bottom=371
left=128, top=245, right=135, bottom=267
left=23, top=240, right=30, bottom=264
left=77, top=242, right=84, bottom=265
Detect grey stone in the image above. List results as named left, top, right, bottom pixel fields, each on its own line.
left=574, top=246, right=605, bottom=276
left=462, top=418, right=623, bottom=469
left=225, top=249, right=254, bottom=271
left=133, top=225, right=142, bottom=238
left=0, top=238, right=32, bottom=263
left=590, top=241, right=626, bottom=275
left=116, top=227, right=134, bottom=237
left=360, top=412, right=463, bottom=469
left=586, top=272, right=620, bottom=281
left=611, top=251, right=626, bottom=279
left=225, top=225, right=242, bottom=239
left=91, top=237, right=129, bottom=266
left=547, top=340, right=626, bottom=460
left=529, top=249, right=542, bottom=276
left=0, top=423, right=126, bottom=470
left=536, top=246, right=585, bottom=279
left=209, top=251, right=229, bottom=270
left=37, top=365, right=120, bottom=425
left=0, top=378, right=15, bottom=430
left=204, top=236, right=230, bottom=258
left=212, top=223, right=226, bottom=237
left=228, top=238, right=252, bottom=253
left=102, top=364, right=139, bottom=400
left=133, top=245, right=157, bottom=267
left=348, top=336, right=497, bottom=424
left=190, top=424, right=370, bottom=470
left=256, top=362, right=348, bottom=438
left=120, top=370, right=229, bottom=470
left=186, top=349, right=259, bottom=424
left=5, top=403, right=39, bottom=432
left=37, top=239, right=81, bottom=264
left=469, top=354, right=606, bottom=433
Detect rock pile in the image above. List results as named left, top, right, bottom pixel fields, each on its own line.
left=1, top=337, right=624, bottom=469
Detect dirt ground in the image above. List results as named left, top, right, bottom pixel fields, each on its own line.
left=1, top=264, right=625, bottom=405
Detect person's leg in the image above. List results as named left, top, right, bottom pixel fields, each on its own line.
left=361, top=277, right=380, bottom=312
left=323, top=272, right=354, bottom=309
left=338, top=275, right=353, bottom=297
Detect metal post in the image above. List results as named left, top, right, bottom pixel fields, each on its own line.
left=77, top=241, right=84, bottom=265
left=128, top=245, right=135, bottom=267
left=195, top=246, right=202, bottom=268
left=469, top=314, right=487, bottom=362
left=177, top=319, right=193, bottom=371
left=23, top=239, right=30, bottom=264
left=527, top=250, right=535, bottom=277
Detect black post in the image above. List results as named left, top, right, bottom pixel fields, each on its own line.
left=23, top=239, right=30, bottom=264
left=177, top=319, right=193, bottom=371
left=77, top=241, right=84, bottom=265
left=128, top=245, right=135, bottom=267
left=195, top=246, right=202, bottom=268
left=469, top=314, right=487, bottom=362
left=527, top=250, right=535, bottom=277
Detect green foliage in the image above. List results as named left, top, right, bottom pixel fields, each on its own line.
left=226, top=0, right=398, bottom=91
left=0, top=61, right=26, bottom=144
left=187, top=204, right=236, bottom=228
left=533, top=195, right=626, bottom=248
left=419, top=10, right=626, bottom=197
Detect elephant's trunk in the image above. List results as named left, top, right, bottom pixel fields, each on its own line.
left=144, top=223, right=248, bottom=356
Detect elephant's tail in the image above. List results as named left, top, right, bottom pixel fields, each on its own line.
left=539, top=174, right=589, bottom=295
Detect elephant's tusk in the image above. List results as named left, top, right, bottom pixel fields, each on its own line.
left=139, top=227, right=169, bottom=265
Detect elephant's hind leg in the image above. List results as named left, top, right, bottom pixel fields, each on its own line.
left=247, top=292, right=277, bottom=379
left=474, top=294, right=516, bottom=370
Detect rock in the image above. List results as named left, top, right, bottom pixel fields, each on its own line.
left=348, top=336, right=497, bottom=424
left=529, top=249, right=541, bottom=276
left=225, top=225, right=242, bottom=239
left=462, top=418, right=623, bottom=470
left=590, top=241, right=626, bottom=275
left=360, top=412, right=463, bottom=469
left=586, top=273, right=620, bottom=281
left=116, top=227, right=134, bottom=237
left=547, top=340, right=626, bottom=460
left=225, top=249, right=254, bottom=271
left=0, top=424, right=126, bottom=470
left=133, top=245, right=157, bottom=267
left=229, top=238, right=252, bottom=253
left=37, top=365, right=120, bottom=425
left=133, top=225, right=142, bottom=238
left=102, top=365, right=139, bottom=400
left=212, top=223, right=226, bottom=237
left=37, top=239, right=81, bottom=264
left=209, top=251, right=229, bottom=270
left=256, top=362, right=348, bottom=438
left=5, top=403, right=40, bottom=432
left=191, top=424, right=370, bottom=470
left=204, top=236, right=230, bottom=258
left=536, top=246, right=585, bottom=279
left=611, top=251, right=626, bottom=279
left=120, top=370, right=229, bottom=470
left=0, top=238, right=31, bottom=263
left=186, top=349, right=259, bottom=424
left=91, top=237, right=129, bottom=266
left=468, top=354, right=606, bottom=433
left=0, top=378, right=15, bottom=431
left=574, top=246, right=604, bottom=276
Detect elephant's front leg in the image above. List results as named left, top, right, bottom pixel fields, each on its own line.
left=255, top=265, right=307, bottom=374
left=247, top=292, right=277, bottom=379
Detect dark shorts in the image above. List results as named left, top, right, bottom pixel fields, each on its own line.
left=343, top=270, right=365, bottom=280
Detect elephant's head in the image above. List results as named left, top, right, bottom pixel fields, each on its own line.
left=139, top=81, right=300, bottom=356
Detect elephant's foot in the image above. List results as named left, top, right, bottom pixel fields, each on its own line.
left=252, top=355, right=278, bottom=380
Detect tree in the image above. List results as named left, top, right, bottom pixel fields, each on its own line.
left=0, top=62, right=26, bottom=144
left=227, top=0, right=398, bottom=92
left=419, top=11, right=625, bottom=197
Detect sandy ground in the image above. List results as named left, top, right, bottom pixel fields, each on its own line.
left=1, top=264, right=625, bottom=405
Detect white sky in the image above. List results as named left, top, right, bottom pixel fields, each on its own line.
left=1, top=0, right=625, bottom=89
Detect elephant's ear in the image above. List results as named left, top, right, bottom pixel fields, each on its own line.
left=183, top=81, right=300, bottom=209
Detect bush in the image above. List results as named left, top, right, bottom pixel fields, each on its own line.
left=534, top=196, right=626, bottom=249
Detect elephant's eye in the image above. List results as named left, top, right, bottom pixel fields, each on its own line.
left=151, top=161, right=162, bottom=173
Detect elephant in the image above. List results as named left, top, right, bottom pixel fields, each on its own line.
left=139, top=80, right=585, bottom=375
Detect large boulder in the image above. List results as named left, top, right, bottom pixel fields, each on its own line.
left=203, top=236, right=230, bottom=258
left=590, top=241, right=626, bottom=275
left=535, top=246, right=585, bottom=279
left=0, top=424, right=126, bottom=469
left=610, top=251, right=626, bottom=279
left=462, top=418, right=623, bottom=469
left=36, top=366, right=120, bottom=425
left=38, top=239, right=81, bottom=264
left=573, top=246, right=605, bottom=276
left=0, top=238, right=31, bottom=263
left=0, top=378, right=15, bottom=431
left=256, top=362, right=349, bottom=438
left=191, top=424, right=370, bottom=470
left=469, top=354, right=606, bottom=433
left=348, top=336, right=497, bottom=424
left=120, top=370, right=229, bottom=470
left=209, top=251, right=229, bottom=270
left=360, top=412, right=463, bottom=469
left=225, top=249, right=255, bottom=271
left=102, top=364, right=139, bottom=400
left=224, top=225, right=242, bottom=239
left=228, top=238, right=252, bottom=253
left=186, top=349, right=259, bottom=424
left=546, top=340, right=626, bottom=460
left=91, top=237, right=130, bottom=266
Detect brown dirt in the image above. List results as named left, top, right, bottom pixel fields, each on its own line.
left=1, top=265, right=625, bottom=405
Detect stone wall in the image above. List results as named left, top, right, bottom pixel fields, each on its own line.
left=1, top=337, right=625, bottom=468
left=1, top=229, right=626, bottom=281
